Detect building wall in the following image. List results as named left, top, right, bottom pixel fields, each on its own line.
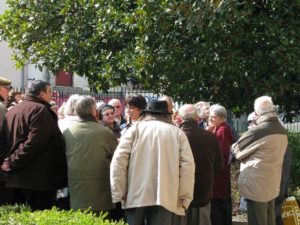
left=1, top=1, right=92, bottom=91
left=0, top=1, right=22, bottom=88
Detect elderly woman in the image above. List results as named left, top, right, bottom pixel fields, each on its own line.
left=58, top=94, right=81, bottom=133
left=206, top=104, right=233, bottom=225
left=98, top=104, right=121, bottom=138
left=63, top=95, right=117, bottom=216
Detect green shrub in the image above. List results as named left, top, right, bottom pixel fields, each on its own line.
left=289, top=132, right=300, bottom=196
left=0, top=205, right=127, bottom=225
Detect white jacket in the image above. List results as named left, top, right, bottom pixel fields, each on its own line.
left=110, top=119, right=195, bottom=215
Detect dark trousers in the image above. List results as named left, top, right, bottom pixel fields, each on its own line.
left=210, top=198, right=232, bottom=225
left=126, top=206, right=174, bottom=225
left=247, top=199, right=275, bottom=225
left=0, top=182, right=13, bottom=205
left=12, top=188, right=56, bottom=211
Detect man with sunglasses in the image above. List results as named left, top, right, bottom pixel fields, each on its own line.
left=108, top=98, right=126, bottom=126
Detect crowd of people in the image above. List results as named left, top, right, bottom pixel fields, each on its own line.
left=0, top=77, right=290, bottom=225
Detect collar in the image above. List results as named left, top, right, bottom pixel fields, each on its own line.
left=179, top=120, right=198, bottom=129
left=23, top=95, right=51, bottom=108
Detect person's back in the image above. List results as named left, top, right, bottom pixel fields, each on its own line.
left=111, top=100, right=195, bottom=225
left=63, top=95, right=117, bottom=213
left=232, top=96, right=288, bottom=225
left=180, top=120, right=223, bottom=207
left=64, top=121, right=117, bottom=211
left=118, top=119, right=193, bottom=214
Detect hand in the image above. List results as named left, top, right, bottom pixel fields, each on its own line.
left=206, top=125, right=215, bottom=132
left=178, top=198, right=186, bottom=209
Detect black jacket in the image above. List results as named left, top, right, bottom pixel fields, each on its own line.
left=180, top=120, right=223, bottom=207
left=0, top=96, right=67, bottom=191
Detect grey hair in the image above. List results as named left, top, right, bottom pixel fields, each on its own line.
left=26, top=80, right=50, bottom=97
left=75, top=95, right=96, bottom=119
left=209, top=104, right=227, bottom=122
left=195, top=101, right=210, bottom=118
left=64, top=94, right=81, bottom=116
left=254, top=96, right=274, bottom=116
left=179, top=104, right=198, bottom=121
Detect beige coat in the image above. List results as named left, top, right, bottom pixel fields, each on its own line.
left=232, top=113, right=288, bottom=202
left=110, top=119, right=195, bottom=215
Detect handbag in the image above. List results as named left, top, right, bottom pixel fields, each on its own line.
left=282, top=197, right=300, bottom=225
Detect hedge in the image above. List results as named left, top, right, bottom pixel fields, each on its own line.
left=0, top=205, right=127, bottom=225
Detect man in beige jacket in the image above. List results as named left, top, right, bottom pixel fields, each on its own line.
left=232, top=96, right=288, bottom=225
left=110, top=100, right=195, bottom=225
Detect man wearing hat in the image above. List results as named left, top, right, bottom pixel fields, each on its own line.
left=110, top=100, right=195, bottom=225
left=0, top=76, right=11, bottom=128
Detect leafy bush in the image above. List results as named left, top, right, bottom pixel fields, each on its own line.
left=289, top=132, right=300, bottom=194
left=0, top=205, right=127, bottom=225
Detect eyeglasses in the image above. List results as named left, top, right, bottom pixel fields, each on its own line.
left=114, top=105, right=121, bottom=109
left=103, top=112, right=115, bottom=116
left=0, top=85, right=11, bottom=90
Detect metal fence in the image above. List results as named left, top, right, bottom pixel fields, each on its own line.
left=14, top=85, right=300, bottom=133
left=51, top=86, right=161, bottom=114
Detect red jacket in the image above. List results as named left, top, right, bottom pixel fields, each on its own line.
left=213, top=122, right=233, bottom=199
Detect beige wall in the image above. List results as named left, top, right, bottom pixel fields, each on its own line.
left=0, top=1, right=89, bottom=90
left=0, top=1, right=23, bottom=88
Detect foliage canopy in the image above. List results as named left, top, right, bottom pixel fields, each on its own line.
left=1, top=0, right=299, bottom=113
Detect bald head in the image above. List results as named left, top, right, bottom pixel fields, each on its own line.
left=254, top=96, right=274, bottom=116
left=108, top=98, right=122, bottom=117
left=179, top=104, right=198, bottom=121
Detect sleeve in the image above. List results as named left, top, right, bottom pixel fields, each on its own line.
left=178, top=130, right=195, bottom=209
left=231, top=130, right=259, bottom=161
left=215, top=127, right=232, bottom=162
left=110, top=126, right=135, bottom=203
left=103, top=128, right=118, bottom=161
left=0, top=119, right=9, bottom=164
left=8, top=107, right=53, bottom=170
left=213, top=135, right=224, bottom=172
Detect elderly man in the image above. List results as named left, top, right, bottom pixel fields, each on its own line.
left=110, top=100, right=195, bottom=225
left=0, top=80, right=67, bottom=210
left=63, top=95, right=117, bottom=216
left=108, top=98, right=126, bottom=126
left=177, top=104, right=223, bottom=225
left=232, top=96, right=288, bottom=225
left=0, top=76, right=11, bottom=128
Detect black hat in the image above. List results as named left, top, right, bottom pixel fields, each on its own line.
left=142, top=100, right=171, bottom=115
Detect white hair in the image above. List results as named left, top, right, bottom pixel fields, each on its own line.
left=209, top=104, right=227, bottom=122
left=195, top=101, right=210, bottom=118
left=75, top=95, right=96, bottom=119
left=179, top=104, right=198, bottom=121
left=108, top=98, right=121, bottom=106
left=254, top=96, right=274, bottom=116
left=64, top=94, right=81, bottom=116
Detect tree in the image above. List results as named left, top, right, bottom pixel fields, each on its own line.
left=1, top=0, right=299, bottom=113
